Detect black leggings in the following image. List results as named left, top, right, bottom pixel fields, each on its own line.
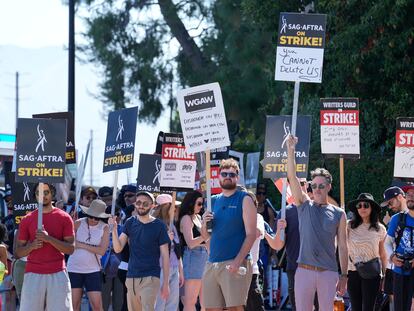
left=347, top=270, right=381, bottom=311
left=393, top=271, right=414, bottom=311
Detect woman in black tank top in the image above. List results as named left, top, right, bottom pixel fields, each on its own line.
left=178, top=191, right=208, bottom=311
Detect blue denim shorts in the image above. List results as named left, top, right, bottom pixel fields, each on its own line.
left=183, top=246, right=208, bottom=280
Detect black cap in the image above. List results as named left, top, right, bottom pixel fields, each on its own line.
left=81, top=186, right=97, bottom=197
left=98, top=186, right=113, bottom=198
left=380, top=186, right=405, bottom=207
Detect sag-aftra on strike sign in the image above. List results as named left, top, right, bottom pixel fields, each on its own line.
left=177, top=82, right=230, bottom=154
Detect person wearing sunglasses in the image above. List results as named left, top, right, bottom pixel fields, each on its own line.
left=346, top=193, right=387, bottom=310
left=109, top=191, right=171, bottom=311
left=15, top=183, right=75, bottom=311
left=66, top=199, right=110, bottom=311
left=286, top=135, right=348, bottom=311
left=201, top=158, right=257, bottom=311
left=178, top=191, right=207, bottom=311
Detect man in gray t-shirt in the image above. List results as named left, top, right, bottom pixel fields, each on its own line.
left=286, top=135, right=348, bottom=311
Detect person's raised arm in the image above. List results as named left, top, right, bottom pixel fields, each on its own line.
left=265, top=218, right=287, bottom=251
left=108, top=216, right=128, bottom=253
left=287, top=135, right=309, bottom=206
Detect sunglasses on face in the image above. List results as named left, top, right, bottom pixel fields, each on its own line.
left=87, top=215, right=101, bottom=221
left=136, top=200, right=151, bottom=208
left=196, top=201, right=204, bottom=207
left=35, top=190, right=51, bottom=196
left=257, top=192, right=266, bottom=195
left=356, top=202, right=370, bottom=209
left=220, top=172, right=238, bottom=178
left=311, top=183, right=326, bottom=190
left=124, top=194, right=135, bottom=199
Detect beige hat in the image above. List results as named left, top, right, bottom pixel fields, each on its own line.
left=81, top=199, right=111, bottom=219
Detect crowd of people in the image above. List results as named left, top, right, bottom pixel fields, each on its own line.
left=0, top=134, right=414, bottom=311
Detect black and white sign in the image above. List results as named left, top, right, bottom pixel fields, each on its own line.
left=103, top=107, right=138, bottom=172
left=177, top=82, right=230, bottom=153
left=245, top=152, right=260, bottom=190
left=137, top=154, right=162, bottom=193
left=263, top=115, right=311, bottom=179
left=33, top=112, right=76, bottom=164
left=9, top=173, right=38, bottom=227
left=320, top=98, right=360, bottom=157
left=16, top=118, right=67, bottom=183
left=160, top=133, right=196, bottom=192
left=394, top=117, right=414, bottom=178
left=275, top=12, right=327, bottom=83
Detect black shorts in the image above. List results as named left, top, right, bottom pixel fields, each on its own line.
left=69, top=271, right=102, bottom=292
left=384, top=268, right=394, bottom=295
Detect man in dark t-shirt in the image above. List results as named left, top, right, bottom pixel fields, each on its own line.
left=110, top=191, right=170, bottom=311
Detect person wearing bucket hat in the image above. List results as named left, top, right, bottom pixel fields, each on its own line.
left=346, top=193, right=387, bottom=310
left=67, top=199, right=110, bottom=311
left=108, top=191, right=171, bottom=310
left=384, top=185, right=414, bottom=310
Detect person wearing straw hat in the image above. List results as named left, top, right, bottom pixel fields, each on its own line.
left=67, top=199, right=110, bottom=311
left=16, top=182, right=75, bottom=311
left=346, top=193, right=387, bottom=310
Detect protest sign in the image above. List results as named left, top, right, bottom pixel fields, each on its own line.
left=160, top=133, right=196, bottom=192
left=9, top=173, right=38, bottom=227
left=155, top=131, right=164, bottom=154
left=137, top=154, right=162, bottom=193
left=320, top=98, right=360, bottom=157
left=15, top=118, right=67, bottom=183
left=195, top=147, right=228, bottom=194
left=229, top=150, right=245, bottom=186
left=177, top=82, right=230, bottom=153
left=33, top=112, right=76, bottom=164
left=394, top=117, right=414, bottom=178
left=245, top=152, right=260, bottom=190
left=275, top=12, right=327, bottom=83
left=263, top=115, right=311, bottom=179
left=103, top=107, right=138, bottom=172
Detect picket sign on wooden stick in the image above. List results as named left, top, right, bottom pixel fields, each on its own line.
left=280, top=81, right=300, bottom=242
left=111, top=170, right=119, bottom=216
left=339, top=156, right=345, bottom=209
left=170, top=192, right=177, bottom=228
left=37, top=182, right=44, bottom=230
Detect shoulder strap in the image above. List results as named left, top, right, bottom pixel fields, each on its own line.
left=395, top=212, right=408, bottom=248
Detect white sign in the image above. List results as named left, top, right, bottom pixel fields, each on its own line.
left=394, top=117, right=414, bottom=178
left=320, top=98, right=360, bottom=157
left=177, top=82, right=230, bottom=153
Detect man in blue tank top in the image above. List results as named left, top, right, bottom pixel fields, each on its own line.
left=201, top=158, right=257, bottom=311
left=286, top=136, right=348, bottom=311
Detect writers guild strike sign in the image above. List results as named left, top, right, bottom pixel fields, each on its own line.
left=275, top=12, right=327, bottom=83
left=195, top=147, right=228, bottom=194
left=160, top=133, right=196, bottom=192
left=16, top=118, right=67, bottom=183
left=394, top=117, right=414, bottom=178
left=177, top=82, right=230, bottom=154
left=103, top=106, right=138, bottom=172
left=33, top=112, right=76, bottom=164
left=263, top=115, right=311, bottom=179
left=137, top=154, right=162, bottom=193
left=9, top=173, right=38, bottom=228
left=320, top=98, right=360, bottom=158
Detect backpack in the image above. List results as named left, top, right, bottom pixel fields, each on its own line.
left=394, top=212, right=414, bottom=250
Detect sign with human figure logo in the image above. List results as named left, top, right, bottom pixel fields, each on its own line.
left=160, top=133, right=197, bottom=192
left=103, top=106, right=138, bottom=172
left=15, top=118, right=67, bottom=183
left=263, top=115, right=311, bottom=179
left=9, top=172, right=38, bottom=227
left=394, top=117, right=414, bottom=178
left=33, top=112, right=77, bottom=164
left=275, top=12, right=327, bottom=83
left=136, top=154, right=162, bottom=193
left=177, top=82, right=230, bottom=153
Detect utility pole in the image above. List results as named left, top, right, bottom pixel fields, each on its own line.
left=15, top=72, right=19, bottom=127
left=68, top=0, right=75, bottom=112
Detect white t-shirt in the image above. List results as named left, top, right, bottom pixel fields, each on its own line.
left=251, top=214, right=265, bottom=274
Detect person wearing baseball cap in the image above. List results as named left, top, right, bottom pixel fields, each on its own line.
left=98, top=186, right=113, bottom=207
left=380, top=186, right=407, bottom=213
left=402, top=184, right=414, bottom=211
left=109, top=191, right=171, bottom=310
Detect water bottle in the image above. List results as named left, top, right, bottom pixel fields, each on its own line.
left=333, top=295, right=344, bottom=311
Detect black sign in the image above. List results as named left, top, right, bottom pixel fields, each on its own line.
left=263, top=115, right=311, bottom=179
left=33, top=112, right=76, bottom=164
left=155, top=131, right=164, bottom=155
left=103, top=107, right=138, bottom=172
left=184, top=90, right=216, bottom=113
left=136, top=154, right=162, bottom=193
left=278, top=13, right=326, bottom=49
left=9, top=173, right=38, bottom=227
left=16, top=118, right=67, bottom=183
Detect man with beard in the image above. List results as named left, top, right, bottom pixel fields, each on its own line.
left=16, top=183, right=75, bottom=311
left=402, top=184, right=414, bottom=211
left=109, top=191, right=170, bottom=311
left=383, top=186, right=414, bottom=310
left=201, top=158, right=257, bottom=311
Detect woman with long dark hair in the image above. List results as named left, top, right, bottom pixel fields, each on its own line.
left=178, top=191, right=208, bottom=311
left=346, top=193, right=387, bottom=311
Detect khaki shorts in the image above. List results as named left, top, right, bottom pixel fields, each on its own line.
left=202, top=259, right=252, bottom=308
left=126, top=276, right=160, bottom=311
